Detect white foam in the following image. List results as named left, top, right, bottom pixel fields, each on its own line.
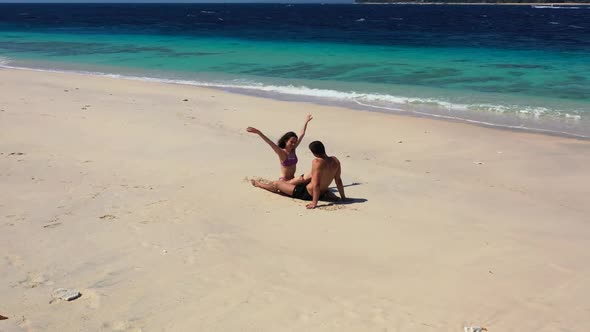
left=353, top=99, right=589, bottom=139
left=0, top=56, right=10, bottom=66
left=1, top=64, right=588, bottom=139
left=565, top=113, right=582, bottom=120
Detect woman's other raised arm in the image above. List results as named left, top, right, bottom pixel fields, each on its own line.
left=246, top=127, right=287, bottom=160
left=295, top=114, right=313, bottom=148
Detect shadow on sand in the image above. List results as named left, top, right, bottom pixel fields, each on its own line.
left=320, top=182, right=367, bottom=206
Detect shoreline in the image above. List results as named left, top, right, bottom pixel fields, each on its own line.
left=228, top=85, right=590, bottom=141
left=3, top=65, right=588, bottom=141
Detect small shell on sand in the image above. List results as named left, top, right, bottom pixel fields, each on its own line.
left=52, top=288, right=81, bottom=301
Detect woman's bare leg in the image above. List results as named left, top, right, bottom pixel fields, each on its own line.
left=251, top=179, right=297, bottom=196
left=251, top=179, right=278, bottom=193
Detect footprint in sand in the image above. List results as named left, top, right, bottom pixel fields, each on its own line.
left=42, top=217, right=61, bottom=229
left=99, top=214, right=117, bottom=221
left=43, top=222, right=62, bottom=229
left=183, top=254, right=197, bottom=265
left=0, top=318, right=29, bottom=332
left=80, top=288, right=102, bottom=309
left=4, top=215, right=26, bottom=226
left=320, top=204, right=346, bottom=211
left=18, top=272, right=54, bottom=289
left=5, top=255, right=24, bottom=268
left=102, top=320, right=142, bottom=332
left=245, top=176, right=270, bottom=184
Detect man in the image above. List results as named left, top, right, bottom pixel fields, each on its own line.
left=251, top=141, right=346, bottom=209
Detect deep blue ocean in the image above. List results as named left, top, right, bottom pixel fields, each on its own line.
left=1, top=4, right=589, bottom=137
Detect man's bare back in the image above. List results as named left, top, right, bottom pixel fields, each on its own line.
left=304, top=141, right=345, bottom=209
left=306, top=156, right=340, bottom=197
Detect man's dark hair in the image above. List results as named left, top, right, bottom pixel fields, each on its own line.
left=277, top=131, right=297, bottom=149
left=308, top=141, right=326, bottom=155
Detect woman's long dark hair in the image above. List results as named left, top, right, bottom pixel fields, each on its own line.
left=277, top=131, right=298, bottom=149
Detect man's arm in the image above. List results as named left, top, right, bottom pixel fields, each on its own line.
left=334, top=159, right=346, bottom=200
left=306, top=159, right=322, bottom=209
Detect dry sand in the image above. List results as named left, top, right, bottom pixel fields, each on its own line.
left=1, top=68, right=589, bottom=331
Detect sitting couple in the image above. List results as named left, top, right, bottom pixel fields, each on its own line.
left=247, top=115, right=345, bottom=209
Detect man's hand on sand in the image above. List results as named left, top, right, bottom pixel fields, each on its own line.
left=306, top=202, right=317, bottom=209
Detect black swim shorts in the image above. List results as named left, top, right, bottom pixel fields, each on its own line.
left=292, top=183, right=313, bottom=201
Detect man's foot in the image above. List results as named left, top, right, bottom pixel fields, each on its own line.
left=250, top=179, right=259, bottom=187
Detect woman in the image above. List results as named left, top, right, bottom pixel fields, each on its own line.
left=247, top=114, right=312, bottom=184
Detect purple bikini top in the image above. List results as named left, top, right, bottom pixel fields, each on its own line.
left=281, top=152, right=298, bottom=167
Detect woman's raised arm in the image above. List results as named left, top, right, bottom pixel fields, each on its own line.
left=295, top=114, right=313, bottom=148
left=246, top=127, right=287, bottom=160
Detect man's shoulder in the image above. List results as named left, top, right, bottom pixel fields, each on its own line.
left=311, top=158, right=325, bottom=168
left=312, top=157, right=332, bottom=169
left=313, top=156, right=340, bottom=167
left=329, top=156, right=341, bottom=166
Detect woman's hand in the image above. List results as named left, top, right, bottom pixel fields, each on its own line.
left=246, top=127, right=261, bottom=135
left=305, top=114, right=313, bottom=123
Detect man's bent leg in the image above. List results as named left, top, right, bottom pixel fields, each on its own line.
left=288, top=172, right=312, bottom=186
left=274, top=181, right=297, bottom=196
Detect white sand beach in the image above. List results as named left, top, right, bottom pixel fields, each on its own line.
left=1, top=68, right=589, bottom=331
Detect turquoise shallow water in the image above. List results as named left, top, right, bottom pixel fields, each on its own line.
left=1, top=4, right=589, bottom=138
